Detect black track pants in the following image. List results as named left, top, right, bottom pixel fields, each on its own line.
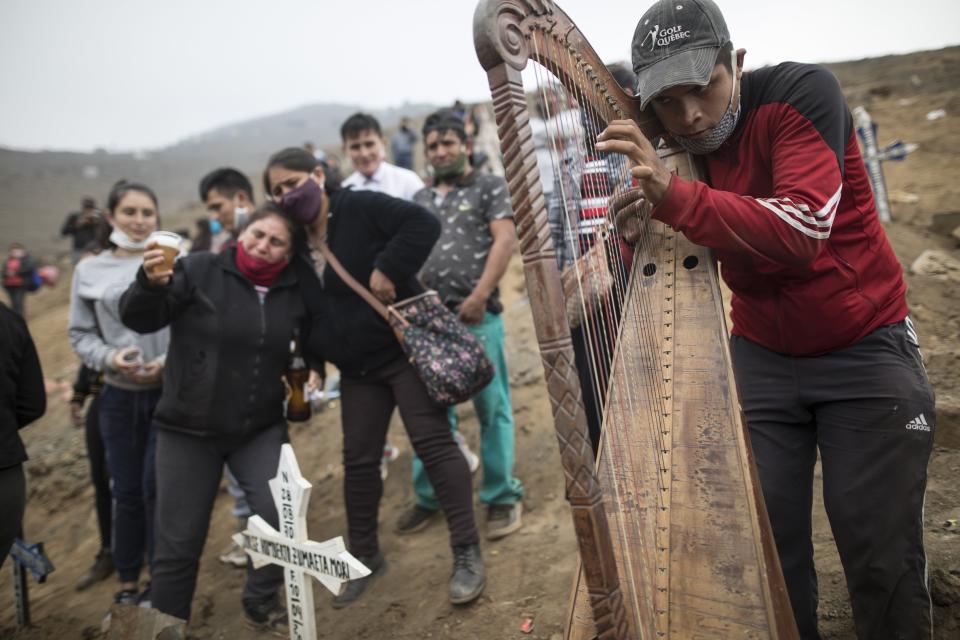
left=732, top=319, right=934, bottom=640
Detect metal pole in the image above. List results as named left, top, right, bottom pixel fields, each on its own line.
left=854, top=106, right=892, bottom=223
left=12, top=529, right=30, bottom=628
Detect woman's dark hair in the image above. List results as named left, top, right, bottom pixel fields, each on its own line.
left=106, top=180, right=159, bottom=215
left=263, top=147, right=341, bottom=196
left=246, top=202, right=297, bottom=243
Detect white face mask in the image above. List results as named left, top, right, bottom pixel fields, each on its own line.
left=109, top=228, right=149, bottom=251
left=673, top=50, right=741, bottom=155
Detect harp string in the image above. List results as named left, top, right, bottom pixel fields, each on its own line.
left=562, top=48, right=671, bottom=465
left=531, top=37, right=660, bottom=459
left=530, top=31, right=678, bottom=520
left=531, top=33, right=646, bottom=625
left=562, top=41, right=674, bottom=631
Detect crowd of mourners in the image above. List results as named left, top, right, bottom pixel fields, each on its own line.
left=4, top=106, right=525, bottom=632
left=0, top=2, right=939, bottom=638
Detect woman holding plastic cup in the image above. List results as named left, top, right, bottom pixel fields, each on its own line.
left=120, top=203, right=311, bottom=630
left=68, top=180, right=171, bottom=609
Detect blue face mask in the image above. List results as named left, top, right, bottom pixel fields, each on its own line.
left=209, top=219, right=222, bottom=234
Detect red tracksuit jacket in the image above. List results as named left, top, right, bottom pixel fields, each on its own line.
left=652, top=62, right=907, bottom=356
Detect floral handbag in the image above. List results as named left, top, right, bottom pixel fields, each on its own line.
left=319, top=243, right=494, bottom=406
left=385, top=291, right=495, bottom=406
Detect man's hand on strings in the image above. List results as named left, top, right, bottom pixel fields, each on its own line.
left=596, top=119, right=672, bottom=205
left=609, top=188, right=649, bottom=246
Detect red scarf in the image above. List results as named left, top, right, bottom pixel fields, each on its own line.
left=235, top=242, right=289, bottom=287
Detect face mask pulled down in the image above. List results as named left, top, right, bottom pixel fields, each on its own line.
left=672, top=52, right=741, bottom=156
left=109, top=228, right=149, bottom=251
left=279, top=178, right=323, bottom=225
left=433, top=152, right=468, bottom=181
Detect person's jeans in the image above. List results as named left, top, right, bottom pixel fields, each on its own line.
left=412, top=312, right=524, bottom=509
left=99, top=384, right=160, bottom=583
left=85, top=394, right=112, bottom=549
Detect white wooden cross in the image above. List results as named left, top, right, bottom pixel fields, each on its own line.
left=234, top=444, right=369, bottom=640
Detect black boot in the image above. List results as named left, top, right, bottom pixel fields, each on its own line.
left=243, top=593, right=288, bottom=635
left=76, top=549, right=114, bottom=591
left=331, top=551, right=386, bottom=609
left=448, top=544, right=485, bottom=604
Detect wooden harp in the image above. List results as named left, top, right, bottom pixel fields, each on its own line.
left=473, top=1, right=799, bottom=638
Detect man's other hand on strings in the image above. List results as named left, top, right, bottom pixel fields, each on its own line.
left=596, top=119, right=670, bottom=245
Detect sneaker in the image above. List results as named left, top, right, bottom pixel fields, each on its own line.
left=243, top=594, right=288, bottom=635
left=331, top=552, right=386, bottom=609
left=448, top=544, right=485, bottom=604
left=383, top=443, right=399, bottom=463
left=136, top=582, right=151, bottom=609
left=324, top=373, right=341, bottom=401
left=113, top=588, right=139, bottom=606
left=486, top=502, right=523, bottom=540
left=219, top=540, right=249, bottom=568
left=76, top=549, right=115, bottom=591
left=380, top=443, right=400, bottom=481
left=394, top=504, right=438, bottom=535
left=453, top=432, right=480, bottom=474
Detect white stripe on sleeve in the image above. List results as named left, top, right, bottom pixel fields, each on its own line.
left=753, top=184, right=842, bottom=239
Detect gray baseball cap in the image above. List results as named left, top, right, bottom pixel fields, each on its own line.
left=631, top=0, right=731, bottom=110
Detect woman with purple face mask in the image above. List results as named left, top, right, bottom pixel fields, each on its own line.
left=263, top=148, right=486, bottom=607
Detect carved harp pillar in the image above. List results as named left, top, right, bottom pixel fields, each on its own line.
left=474, top=1, right=798, bottom=639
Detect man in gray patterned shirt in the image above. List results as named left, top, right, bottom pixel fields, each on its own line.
left=394, top=110, right=525, bottom=541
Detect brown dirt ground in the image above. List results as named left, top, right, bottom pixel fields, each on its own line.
left=3, top=47, right=960, bottom=640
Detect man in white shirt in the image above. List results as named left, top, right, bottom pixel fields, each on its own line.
left=340, top=113, right=424, bottom=201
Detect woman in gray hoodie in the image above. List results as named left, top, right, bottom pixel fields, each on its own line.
left=68, top=180, right=170, bottom=608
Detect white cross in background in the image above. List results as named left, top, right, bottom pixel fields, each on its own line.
left=234, top=444, right=370, bottom=640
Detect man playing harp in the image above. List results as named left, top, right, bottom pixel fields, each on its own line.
left=597, top=1, right=935, bottom=638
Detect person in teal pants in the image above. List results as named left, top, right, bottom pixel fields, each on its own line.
left=396, top=109, right=524, bottom=540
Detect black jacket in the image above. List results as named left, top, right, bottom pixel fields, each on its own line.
left=298, top=188, right=440, bottom=377
left=120, top=248, right=307, bottom=439
left=0, top=303, right=46, bottom=468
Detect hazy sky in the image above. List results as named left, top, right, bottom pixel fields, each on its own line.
left=1, top=0, right=957, bottom=152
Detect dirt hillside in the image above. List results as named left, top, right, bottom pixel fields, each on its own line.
left=2, top=46, right=959, bottom=639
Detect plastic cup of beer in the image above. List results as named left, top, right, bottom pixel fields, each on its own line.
left=147, top=231, right=182, bottom=275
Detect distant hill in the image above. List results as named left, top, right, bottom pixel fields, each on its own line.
left=0, top=102, right=438, bottom=258
left=3, top=45, right=958, bottom=260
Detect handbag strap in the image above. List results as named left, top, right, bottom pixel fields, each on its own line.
left=317, top=242, right=407, bottom=326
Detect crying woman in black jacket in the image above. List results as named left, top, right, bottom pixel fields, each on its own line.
left=119, top=203, right=305, bottom=630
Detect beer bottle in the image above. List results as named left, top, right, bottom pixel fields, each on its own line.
left=285, top=328, right=311, bottom=422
